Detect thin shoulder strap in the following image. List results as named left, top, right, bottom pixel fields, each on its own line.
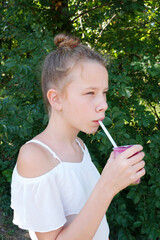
left=76, top=138, right=85, bottom=153
left=26, top=139, right=61, bottom=163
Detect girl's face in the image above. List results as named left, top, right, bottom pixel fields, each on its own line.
left=60, top=60, right=109, bottom=134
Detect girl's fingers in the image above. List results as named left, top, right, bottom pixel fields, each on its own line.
left=119, top=145, right=143, bottom=160
left=130, top=162, right=146, bottom=184
left=129, top=151, right=145, bottom=165
left=132, top=159, right=145, bottom=173
left=135, top=167, right=146, bottom=180
left=107, top=151, right=115, bottom=163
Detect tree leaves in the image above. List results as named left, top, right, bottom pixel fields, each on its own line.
left=1, top=0, right=160, bottom=239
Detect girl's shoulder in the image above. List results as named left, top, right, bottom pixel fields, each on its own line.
left=17, top=139, right=60, bottom=179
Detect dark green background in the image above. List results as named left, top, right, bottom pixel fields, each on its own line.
left=0, top=0, right=160, bottom=239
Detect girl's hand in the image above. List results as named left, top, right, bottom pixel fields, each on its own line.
left=101, top=145, right=145, bottom=196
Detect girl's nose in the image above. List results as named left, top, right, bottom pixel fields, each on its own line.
left=96, top=99, right=108, bottom=112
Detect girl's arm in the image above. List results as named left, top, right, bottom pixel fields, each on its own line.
left=36, top=178, right=113, bottom=240
left=35, top=145, right=145, bottom=240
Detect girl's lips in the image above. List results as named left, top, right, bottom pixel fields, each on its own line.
left=92, top=118, right=104, bottom=124
left=92, top=121, right=100, bottom=126
left=93, top=118, right=104, bottom=122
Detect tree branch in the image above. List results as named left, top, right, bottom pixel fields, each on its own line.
left=71, top=3, right=112, bottom=22
left=95, top=13, right=116, bottom=43
left=146, top=100, right=160, bottom=129
left=152, top=17, right=160, bottom=25
left=152, top=105, right=160, bottom=122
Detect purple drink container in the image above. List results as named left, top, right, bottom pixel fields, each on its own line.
left=113, top=145, right=134, bottom=158
left=113, top=145, right=140, bottom=184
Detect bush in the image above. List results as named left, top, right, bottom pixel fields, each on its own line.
left=1, top=1, right=160, bottom=239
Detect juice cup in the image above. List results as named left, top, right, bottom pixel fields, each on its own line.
left=113, top=145, right=140, bottom=184
left=113, top=145, right=134, bottom=158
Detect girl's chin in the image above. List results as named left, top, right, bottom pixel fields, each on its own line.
left=83, top=127, right=99, bottom=135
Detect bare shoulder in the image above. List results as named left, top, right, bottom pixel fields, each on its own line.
left=17, top=141, right=60, bottom=178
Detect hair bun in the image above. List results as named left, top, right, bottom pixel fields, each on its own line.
left=54, top=33, right=80, bottom=48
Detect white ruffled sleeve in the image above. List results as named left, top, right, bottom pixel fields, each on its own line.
left=11, top=166, right=67, bottom=232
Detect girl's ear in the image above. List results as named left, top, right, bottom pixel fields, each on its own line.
left=47, top=88, right=63, bottom=111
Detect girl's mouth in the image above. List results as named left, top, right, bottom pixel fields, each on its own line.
left=92, top=118, right=104, bottom=124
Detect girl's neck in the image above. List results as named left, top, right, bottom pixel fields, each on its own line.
left=35, top=114, right=84, bottom=164
left=42, top=114, right=79, bottom=146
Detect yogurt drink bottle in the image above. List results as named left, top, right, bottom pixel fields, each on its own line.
left=113, top=145, right=141, bottom=184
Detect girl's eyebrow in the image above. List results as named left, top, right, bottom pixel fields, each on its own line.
left=83, top=87, right=109, bottom=91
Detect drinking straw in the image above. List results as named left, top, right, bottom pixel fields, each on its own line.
left=99, top=120, right=118, bottom=148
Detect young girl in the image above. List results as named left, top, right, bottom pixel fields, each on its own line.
left=11, top=33, right=145, bottom=240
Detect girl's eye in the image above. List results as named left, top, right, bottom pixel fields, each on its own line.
left=86, top=92, right=95, bottom=95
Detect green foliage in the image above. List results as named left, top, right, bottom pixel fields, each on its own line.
left=1, top=0, right=160, bottom=239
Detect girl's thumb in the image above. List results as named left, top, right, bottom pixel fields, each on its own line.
left=108, top=151, right=115, bottom=163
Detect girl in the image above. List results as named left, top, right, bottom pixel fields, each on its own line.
left=11, top=33, right=145, bottom=240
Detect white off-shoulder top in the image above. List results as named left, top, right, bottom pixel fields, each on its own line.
left=11, top=139, right=109, bottom=240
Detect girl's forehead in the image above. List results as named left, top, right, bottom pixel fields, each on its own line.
left=69, top=61, right=108, bottom=87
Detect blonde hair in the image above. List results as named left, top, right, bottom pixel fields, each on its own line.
left=41, top=33, right=106, bottom=115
